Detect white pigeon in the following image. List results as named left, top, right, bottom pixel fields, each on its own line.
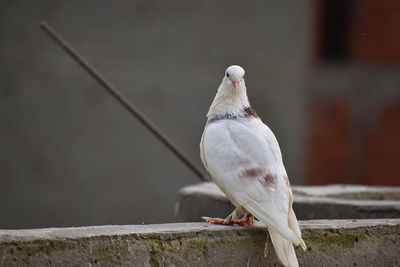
left=200, top=65, right=306, bottom=267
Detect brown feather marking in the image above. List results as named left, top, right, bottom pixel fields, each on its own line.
left=240, top=168, right=264, bottom=178
left=207, top=113, right=238, bottom=124
left=243, top=106, right=259, bottom=118
left=240, top=168, right=278, bottom=189
left=260, top=173, right=278, bottom=189
left=207, top=106, right=259, bottom=124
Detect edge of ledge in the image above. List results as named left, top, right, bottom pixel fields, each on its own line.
left=1, top=219, right=399, bottom=243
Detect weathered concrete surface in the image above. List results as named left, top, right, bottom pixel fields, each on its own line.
left=292, top=184, right=400, bottom=200
left=176, top=182, right=400, bottom=222
left=0, top=219, right=399, bottom=267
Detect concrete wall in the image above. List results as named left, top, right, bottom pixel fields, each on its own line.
left=305, top=1, right=400, bottom=185
left=1, top=220, right=399, bottom=266
left=0, top=1, right=311, bottom=228
left=176, top=182, right=400, bottom=222
left=305, top=65, right=400, bottom=185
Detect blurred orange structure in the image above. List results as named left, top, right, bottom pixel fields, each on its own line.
left=306, top=0, right=400, bottom=185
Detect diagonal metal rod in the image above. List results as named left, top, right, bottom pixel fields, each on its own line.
left=40, top=21, right=208, bottom=181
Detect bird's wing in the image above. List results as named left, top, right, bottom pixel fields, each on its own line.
left=203, top=118, right=299, bottom=244
left=200, top=130, right=208, bottom=170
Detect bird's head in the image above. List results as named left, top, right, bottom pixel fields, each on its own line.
left=223, top=65, right=245, bottom=90
left=207, top=65, right=249, bottom=117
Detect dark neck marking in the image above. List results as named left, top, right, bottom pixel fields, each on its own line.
left=243, top=106, right=259, bottom=118
left=207, top=106, right=259, bottom=124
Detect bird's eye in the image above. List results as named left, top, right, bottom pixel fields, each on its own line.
left=226, top=73, right=230, bottom=78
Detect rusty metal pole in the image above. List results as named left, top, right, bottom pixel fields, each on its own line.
left=40, top=21, right=208, bottom=181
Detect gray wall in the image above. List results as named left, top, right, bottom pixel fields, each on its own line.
left=0, top=1, right=310, bottom=228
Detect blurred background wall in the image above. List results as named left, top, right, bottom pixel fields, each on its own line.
left=0, top=0, right=398, bottom=229
left=305, top=0, right=400, bottom=185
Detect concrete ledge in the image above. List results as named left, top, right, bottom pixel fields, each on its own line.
left=176, top=182, right=400, bottom=222
left=1, top=219, right=399, bottom=266
left=292, top=184, right=400, bottom=200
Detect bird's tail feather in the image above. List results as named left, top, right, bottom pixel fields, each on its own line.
left=268, top=228, right=299, bottom=267
left=244, top=204, right=300, bottom=245
left=288, top=196, right=307, bottom=250
left=288, top=207, right=306, bottom=250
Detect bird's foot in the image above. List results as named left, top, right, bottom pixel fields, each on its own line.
left=239, top=213, right=255, bottom=226
left=201, top=216, right=227, bottom=225
left=201, top=215, right=254, bottom=226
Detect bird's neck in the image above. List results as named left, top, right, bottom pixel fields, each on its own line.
left=207, top=84, right=250, bottom=119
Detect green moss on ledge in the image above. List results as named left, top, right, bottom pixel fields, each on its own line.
left=0, top=221, right=399, bottom=266
left=5, top=240, right=70, bottom=264
left=302, top=225, right=400, bottom=251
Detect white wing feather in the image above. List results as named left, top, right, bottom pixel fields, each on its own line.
left=202, top=117, right=301, bottom=245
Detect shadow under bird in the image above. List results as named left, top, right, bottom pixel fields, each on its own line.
left=200, top=65, right=306, bottom=267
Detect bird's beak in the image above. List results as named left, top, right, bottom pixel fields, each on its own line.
left=231, top=79, right=240, bottom=88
